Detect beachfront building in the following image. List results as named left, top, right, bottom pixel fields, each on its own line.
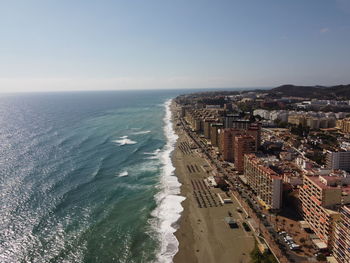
left=210, top=123, right=223, bottom=147
left=333, top=205, right=350, bottom=263
left=220, top=128, right=236, bottom=161
left=234, top=135, right=256, bottom=173
left=203, top=118, right=217, bottom=139
left=299, top=173, right=350, bottom=248
left=184, top=109, right=203, bottom=132
left=219, top=126, right=260, bottom=162
left=184, top=107, right=224, bottom=135
left=326, top=151, right=350, bottom=171
left=244, top=154, right=283, bottom=210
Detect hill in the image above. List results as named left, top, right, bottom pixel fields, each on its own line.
left=268, top=84, right=350, bottom=99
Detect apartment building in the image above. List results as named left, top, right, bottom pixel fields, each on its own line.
left=336, top=118, right=350, bottom=133
left=326, top=151, right=350, bottom=171
left=244, top=154, right=283, bottom=210
left=224, top=114, right=241, bottom=128
left=203, top=118, right=217, bottom=139
left=287, top=114, right=335, bottom=129
left=231, top=119, right=252, bottom=130
left=219, top=128, right=236, bottom=161
left=210, top=123, right=223, bottom=147
left=219, top=126, right=260, bottom=162
left=333, top=205, right=350, bottom=263
left=288, top=115, right=306, bottom=126
left=299, top=174, right=350, bottom=247
left=234, top=135, right=256, bottom=173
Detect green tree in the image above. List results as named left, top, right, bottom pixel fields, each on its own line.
left=316, top=254, right=327, bottom=261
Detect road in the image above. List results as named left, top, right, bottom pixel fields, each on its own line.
left=178, top=115, right=309, bottom=263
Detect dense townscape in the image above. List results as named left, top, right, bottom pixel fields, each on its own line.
left=172, top=85, right=350, bottom=263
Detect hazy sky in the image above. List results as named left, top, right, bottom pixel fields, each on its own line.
left=1, top=0, right=350, bottom=92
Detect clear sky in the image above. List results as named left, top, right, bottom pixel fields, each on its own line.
left=0, top=0, right=350, bottom=92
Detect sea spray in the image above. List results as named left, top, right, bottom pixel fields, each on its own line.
left=151, top=99, right=185, bottom=263
left=113, top=136, right=137, bottom=146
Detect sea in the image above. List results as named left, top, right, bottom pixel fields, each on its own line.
left=0, top=88, right=260, bottom=263
left=0, top=89, right=190, bottom=263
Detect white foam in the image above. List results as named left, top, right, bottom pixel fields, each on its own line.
left=113, top=136, right=137, bottom=146
left=151, top=99, right=185, bottom=263
left=144, top=149, right=161, bottom=159
left=117, top=171, right=129, bottom=177
left=132, top=130, right=151, bottom=135
left=144, top=149, right=161, bottom=155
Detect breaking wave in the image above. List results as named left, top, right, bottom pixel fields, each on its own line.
left=151, top=99, right=185, bottom=263
left=113, top=136, right=137, bottom=146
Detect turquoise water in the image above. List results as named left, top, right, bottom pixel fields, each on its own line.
left=0, top=90, right=184, bottom=263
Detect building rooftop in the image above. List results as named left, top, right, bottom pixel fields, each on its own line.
left=307, top=175, right=350, bottom=192
left=307, top=176, right=341, bottom=190
left=245, top=154, right=282, bottom=179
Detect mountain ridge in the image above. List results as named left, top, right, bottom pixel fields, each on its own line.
left=268, top=84, right=350, bottom=99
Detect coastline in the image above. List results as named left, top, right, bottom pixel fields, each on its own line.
left=170, top=100, right=255, bottom=263
left=152, top=99, right=185, bottom=263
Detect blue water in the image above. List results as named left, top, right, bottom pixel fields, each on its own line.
left=0, top=90, right=187, bottom=263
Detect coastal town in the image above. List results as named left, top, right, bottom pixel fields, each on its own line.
left=171, top=85, right=350, bottom=263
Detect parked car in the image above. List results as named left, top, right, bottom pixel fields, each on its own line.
left=225, top=217, right=238, bottom=228
left=290, top=244, right=300, bottom=250
left=242, top=222, right=251, bottom=232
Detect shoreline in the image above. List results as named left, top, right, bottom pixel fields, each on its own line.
left=170, top=101, right=255, bottom=263
left=152, top=99, right=185, bottom=263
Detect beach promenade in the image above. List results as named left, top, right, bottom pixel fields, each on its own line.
left=171, top=103, right=255, bottom=263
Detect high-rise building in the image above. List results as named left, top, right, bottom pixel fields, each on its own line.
left=232, top=119, right=252, bottom=130
left=326, top=151, right=350, bottom=172
left=333, top=205, right=350, bottom=263
left=299, top=174, right=350, bottom=247
left=210, top=123, right=223, bottom=147
left=244, top=154, right=283, bottom=210
left=203, top=118, right=217, bottom=139
left=224, top=114, right=240, bottom=128
left=234, top=135, right=256, bottom=173
left=247, top=123, right=261, bottom=148
left=224, top=103, right=233, bottom=112
left=219, top=124, right=261, bottom=162
left=219, top=128, right=236, bottom=161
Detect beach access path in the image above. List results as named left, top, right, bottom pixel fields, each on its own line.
left=171, top=103, right=255, bottom=263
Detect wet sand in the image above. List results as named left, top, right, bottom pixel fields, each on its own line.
left=171, top=103, right=255, bottom=263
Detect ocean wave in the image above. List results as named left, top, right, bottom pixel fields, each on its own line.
left=144, top=149, right=161, bottom=160
left=131, top=130, right=151, bottom=135
left=151, top=99, right=185, bottom=263
left=113, top=136, right=137, bottom=146
left=117, top=171, right=129, bottom=177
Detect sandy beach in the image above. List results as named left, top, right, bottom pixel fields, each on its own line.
left=171, top=102, right=255, bottom=263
